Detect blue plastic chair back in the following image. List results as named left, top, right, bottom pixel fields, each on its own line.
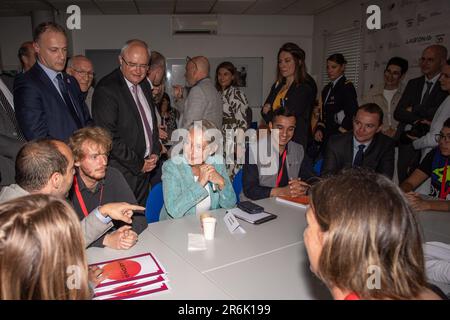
left=145, top=182, right=163, bottom=223
left=232, top=170, right=243, bottom=203
left=313, top=158, right=324, bottom=176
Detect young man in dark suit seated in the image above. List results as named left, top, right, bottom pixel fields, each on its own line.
left=321, top=103, right=395, bottom=179
left=242, top=107, right=315, bottom=200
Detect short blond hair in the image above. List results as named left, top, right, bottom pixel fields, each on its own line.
left=68, top=126, right=112, bottom=162
left=309, top=169, right=427, bottom=299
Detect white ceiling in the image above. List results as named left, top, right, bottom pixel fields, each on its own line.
left=0, top=0, right=347, bottom=17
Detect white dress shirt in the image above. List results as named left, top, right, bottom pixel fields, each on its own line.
left=124, top=77, right=154, bottom=157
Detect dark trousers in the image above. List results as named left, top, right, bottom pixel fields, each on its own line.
left=124, top=159, right=163, bottom=206
left=397, top=143, right=421, bottom=183
left=133, top=172, right=151, bottom=207
left=149, top=160, right=163, bottom=189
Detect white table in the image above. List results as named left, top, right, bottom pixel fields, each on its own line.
left=87, top=229, right=231, bottom=299
left=203, top=243, right=332, bottom=300
left=146, top=197, right=306, bottom=272
left=87, top=198, right=450, bottom=299
left=417, top=211, right=450, bottom=243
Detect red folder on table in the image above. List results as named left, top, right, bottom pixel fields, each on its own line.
left=94, top=282, right=170, bottom=300
left=89, top=252, right=165, bottom=289
left=275, top=195, right=310, bottom=208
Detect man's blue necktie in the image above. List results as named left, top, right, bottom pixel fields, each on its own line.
left=56, top=73, right=81, bottom=127
left=353, top=144, right=366, bottom=167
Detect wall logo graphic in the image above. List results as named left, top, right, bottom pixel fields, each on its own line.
left=417, top=13, right=427, bottom=26
left=405, top=18, right=415, bottom=28
left=435, top=34, right=445, bottom=44
left=366, top=5, right=381, bottom=30
left=66, top=5, right=81, bottom=30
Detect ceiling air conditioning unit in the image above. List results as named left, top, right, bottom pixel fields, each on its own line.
left=171, top=15, right=218, bottom=35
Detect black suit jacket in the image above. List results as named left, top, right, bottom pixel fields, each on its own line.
left=92, top=68, right=161, bottom=201
left=262, top=78, right=315, bottom=148
left=14, top=63, right=92, bottom=141
left=319, top=76, right=359, bottom=138
left=394, top=75, right=448, bottom=133
left=322, top=132, right=395, bottom=179
left=0, top=80, right=25, bottom=186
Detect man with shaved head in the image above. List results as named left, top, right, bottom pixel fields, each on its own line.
left=67, top=55, right=95, bottom=114
left=173, top=56, right=222, bottom=129
left=92, top=39, right=161, bottom=205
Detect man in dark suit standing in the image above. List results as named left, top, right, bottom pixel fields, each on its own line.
left=394, top=45, right=448, bottom=183
left=92, top=39, right=161, bottom=206
left=322, top=103, right=395, bottom=179
left=0, top=78, right=25, bottom=188
left=14, top=22, right=91, bottom=141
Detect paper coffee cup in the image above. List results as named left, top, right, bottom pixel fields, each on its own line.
left=202, top=217, right=216, bottom=240
left=199, top=213, right=212, bottom=230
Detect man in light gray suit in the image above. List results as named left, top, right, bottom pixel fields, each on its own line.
left=0, top=78, right=26, bottom=188
left=0, top=139, right=144, bottom=247
left=173, top=56, right=222, bottom=129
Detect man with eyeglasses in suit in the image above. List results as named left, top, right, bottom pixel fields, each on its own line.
left=401, top=117, right=450, bottom=212
left=66, top=55, right=95, bottom=116
left=92, top=39, right=161, bottom=206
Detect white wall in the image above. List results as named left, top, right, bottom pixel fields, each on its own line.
left=0, top=14, right=313, bottom=107
left=311, top=0, right=362, bottom=91
left=0, top=16, right=32, bottom=70
left=70, top=14, right=314, bottom=104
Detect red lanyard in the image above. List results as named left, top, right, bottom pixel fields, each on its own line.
left=344, top=292, right=360, bottom=300
left=440, top=158, right=449, bottom=200
left=276, top=149, right=287, bottom=187
left=73, top=175, right=104, bottom=217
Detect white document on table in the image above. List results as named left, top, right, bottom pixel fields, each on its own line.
left=94, top=274, right=167, bottom=296
left=188, top=233, right=207, bottom=251
left=94, top=281, right=170, bottom=300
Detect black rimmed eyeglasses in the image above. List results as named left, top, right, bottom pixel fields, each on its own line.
left=121, top=56, right=149, bottom=71
left=435, top=133, right=450, bottom=143
left=72, top=68, right=95, bottom=78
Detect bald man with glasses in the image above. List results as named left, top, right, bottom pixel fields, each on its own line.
left=66, top=55, right=95, bottom=115
left=172, top=56, right=223, bottom=129
left=92, top=39, right=161, bottom=205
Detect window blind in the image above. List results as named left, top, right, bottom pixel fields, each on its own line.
left=322, top=26, right=362, bottom=90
